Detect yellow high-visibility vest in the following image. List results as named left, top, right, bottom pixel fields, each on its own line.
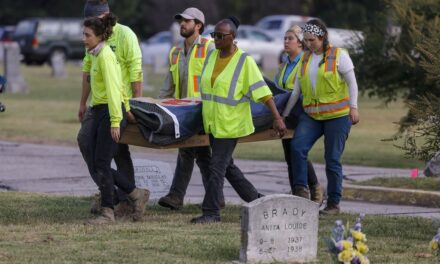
left=298, top=47, right=350, bottom=120
left=200, top=48, right=272, bottom=138
left=168, top=37, right=211, bottom=99
left=275, top=56, right=302, bottom=90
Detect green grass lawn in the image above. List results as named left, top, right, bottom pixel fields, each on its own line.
left=355, top=177, right=440, bottom=192
left=0, top=64, right=423, bottom=168
left=0, top=192, right=438, bottom=263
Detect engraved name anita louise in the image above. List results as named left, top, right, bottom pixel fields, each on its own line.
left=261, top=207, right=307, bottom=231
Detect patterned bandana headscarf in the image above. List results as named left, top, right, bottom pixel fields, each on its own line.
left=303, top=23, right=325, bottom=37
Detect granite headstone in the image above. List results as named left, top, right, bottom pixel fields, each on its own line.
left=239, top=194, right=319, bottom=263
left=112, top=158, right=173, bottom=203
left=50, top=51, right=67, bottom=78
left=3, top=42, right=27, bottom=93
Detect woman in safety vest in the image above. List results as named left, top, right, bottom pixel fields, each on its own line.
left=282, top=19, right=359, bottom=215
left=82, top=16, right=149, bottom=225
left=274, top=25, right=323, bottom=205
left=190, top=16, right=287, bottom=224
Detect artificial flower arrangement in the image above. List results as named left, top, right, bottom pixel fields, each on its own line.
left=327, top=213, right=370, bottom=264
left=429, top=228, right=440, bottom=255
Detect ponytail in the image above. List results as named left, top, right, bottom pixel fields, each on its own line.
left=83, top=12, right=118, bottom=41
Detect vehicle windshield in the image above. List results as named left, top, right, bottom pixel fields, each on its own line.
left=14, top=21, right=36, bottom=36
left=37, top=22, right=61, bottom=37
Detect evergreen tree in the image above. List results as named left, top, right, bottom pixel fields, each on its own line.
left=394, top=6, right=440, bottom=161
left=353, top=0, right=440, bottom=106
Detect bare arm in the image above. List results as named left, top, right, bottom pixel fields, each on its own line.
left=78, top=72, right=91, bottom=122
left=131, top=81, right=142, bottom=98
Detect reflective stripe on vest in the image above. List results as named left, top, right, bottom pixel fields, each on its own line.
left=169, top=37, right=210, bottom=98
left=300, top=47, right=350, bottom=118
left=201, top=53, right=267, bottom=106
left=300, top=51, right=312, bottom=76
left=304, top=96, right=350, bottom=116
left=171, top=47, right=181, bottom=65
left=194, top=38, right=208, bottom=58
left=324, top=47, right=338, bottom=73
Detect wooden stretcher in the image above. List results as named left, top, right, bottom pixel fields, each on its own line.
left=120, top=124, right=294, bottom=149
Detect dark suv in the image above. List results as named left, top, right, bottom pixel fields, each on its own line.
left=13, top=18, right=84, bottom=65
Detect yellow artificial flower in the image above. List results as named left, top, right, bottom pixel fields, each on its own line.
left=356, top=241, right=369, bottom=254
left=430, top=239, right=439, bottom=251
left=341, top=240, right=353, bottom=250
left=351, top=230, right=367, bottom=242
left=338, top=249, right=355, bottom=264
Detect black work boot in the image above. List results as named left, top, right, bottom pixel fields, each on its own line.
left=190, top=215, right=221, bottom=224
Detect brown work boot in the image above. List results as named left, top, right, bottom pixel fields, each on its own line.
left=90, top=193, right=101, bottom=215
left=319, top=203, right=340, bottom=215
left=310, top=184, right=324, bottom=205
left=85, top=207, right=115, bottom=225
left=128, top=188, right=150, bottom=221
left=293, top=185, right=310, bottom=199
left=114, top=200, right=134, bottom=218
left=158, top=193, right=183, bottom=210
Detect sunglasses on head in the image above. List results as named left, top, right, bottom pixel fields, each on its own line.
left=210, top=32, right=232, bottom=40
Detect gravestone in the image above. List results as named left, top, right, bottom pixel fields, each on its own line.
left=3, top=42, right=27, bottom=93
left=50, top=51, right=67, bottom=78
left=239, top=194, right=319, bottom=263
left=112, top=159, right=173, bottom=203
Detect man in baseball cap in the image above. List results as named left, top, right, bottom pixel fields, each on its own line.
left=158, top=7, right=223, bottom=210
left=174, top=7, right=206, bottom=34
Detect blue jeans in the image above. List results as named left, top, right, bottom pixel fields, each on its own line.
left=291, top=113, right=351, bottom=204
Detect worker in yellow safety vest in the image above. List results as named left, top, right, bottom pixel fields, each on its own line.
left=274, top=25, right=323, bottom=205
left=77, top=0, right=149, bottom=221
left=80, top=15, right=149, bottom=225
left=282, top=19, right=360, bottom=215
left=190, top=16, right=286, bottom=224
left=158, top=7, right=223, bottom=210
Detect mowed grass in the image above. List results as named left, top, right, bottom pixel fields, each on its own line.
left=0, top=64, right=423, bottom=167
left=0, top=192, right=438, bottom=263
left=355, top=177, right=440, bottom=192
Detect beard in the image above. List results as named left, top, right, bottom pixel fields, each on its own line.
left=180, top=28, right=195, bottom=38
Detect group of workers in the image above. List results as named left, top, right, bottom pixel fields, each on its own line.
left=77, top=0, right=359, bottom=225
